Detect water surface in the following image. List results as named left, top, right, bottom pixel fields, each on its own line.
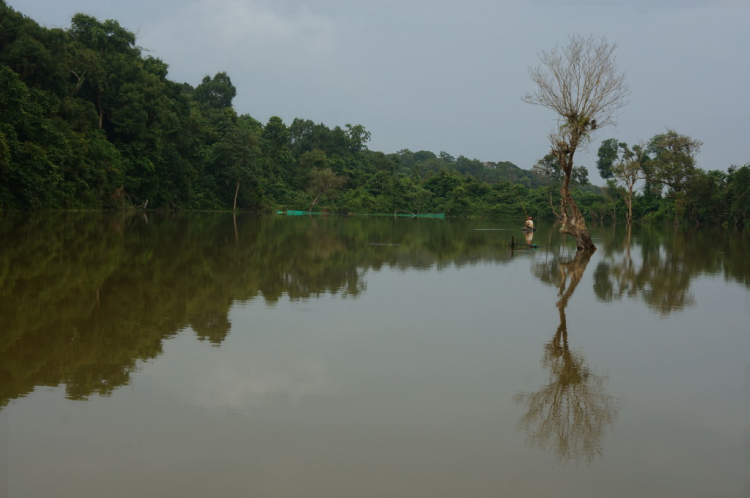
left=1, top=213, right=748, bottom=497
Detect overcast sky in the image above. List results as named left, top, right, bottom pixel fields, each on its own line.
left=8, top=0, right=750, bottom=184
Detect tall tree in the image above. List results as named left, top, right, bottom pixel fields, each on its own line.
left=523, top=35, right=630, bottom=251
left=344, top=123, right=371, bottom=153
left=646, top=130, right=702, bottom=224
left=262, top=116, right=294, bottom=183
left=69, top=13, right=140, bottom=130
left=612, top=142, right=647, bottom=224
left=211, top=125, right=261, bottom=211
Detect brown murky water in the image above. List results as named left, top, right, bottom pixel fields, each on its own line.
left=1, top=213, right=749, bottom=497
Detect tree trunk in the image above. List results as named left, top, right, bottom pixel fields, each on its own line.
left=546, top=185, right=561, bottom=220
left=559, top=170, right=596, bottom=252
left=233, top=179, right=240, bottom=211
left=554, top=141, right=596, bottom=252
left=626, top=186, right=633, bottom=224
left=309, top=193, right=323, bottom=212
left=97, top=91, right=104, bottom=129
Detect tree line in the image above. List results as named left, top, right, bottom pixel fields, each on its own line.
left=1, top=3, right=748, bottom=226
left=593, top=131, right=750, bottom=227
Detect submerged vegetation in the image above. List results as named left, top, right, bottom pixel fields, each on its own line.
left=0, top=2, right=748, bottom=226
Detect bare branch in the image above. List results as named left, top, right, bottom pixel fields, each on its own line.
left=523, top=34, right=630, bottom=134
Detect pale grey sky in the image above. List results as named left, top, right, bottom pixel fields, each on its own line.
left=8, top=0, right=750, bottom=184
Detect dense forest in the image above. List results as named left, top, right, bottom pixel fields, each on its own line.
left=1, top=2, right=748, bottom=226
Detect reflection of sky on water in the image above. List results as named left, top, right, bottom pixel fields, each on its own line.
left=191, top=363, right=328, bottom=410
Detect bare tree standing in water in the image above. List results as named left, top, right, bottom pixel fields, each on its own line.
left=524, top=35, right=630, bottom=251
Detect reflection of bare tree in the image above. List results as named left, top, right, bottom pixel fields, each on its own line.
left=515, top=250, right=618, bottom=464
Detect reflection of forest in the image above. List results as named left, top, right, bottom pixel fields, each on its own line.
left=517, top=250, right=618, bottom=464
left=0, top=213, right=514, bottom=409
left=592, top=225, right=750, bottom=315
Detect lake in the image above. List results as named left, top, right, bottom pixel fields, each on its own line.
left=1, top=213, right=749, bottom=498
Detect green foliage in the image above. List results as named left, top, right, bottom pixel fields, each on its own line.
left=0, top=4, right=745, bottom=226
left=726, top=164, right=750, bottom=227
left=307, top=167, right=347, bottom=211
left=684, top=169, right=726, bottom=225
left=646, top=130, right=702, bottom=194
left=645, top=130, right=704, bottom=224
left=210, top=124, right=262, bottom=209
left=193, top=72, right=237, bottom=110
left=596, top=138, right=618, bottom=180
